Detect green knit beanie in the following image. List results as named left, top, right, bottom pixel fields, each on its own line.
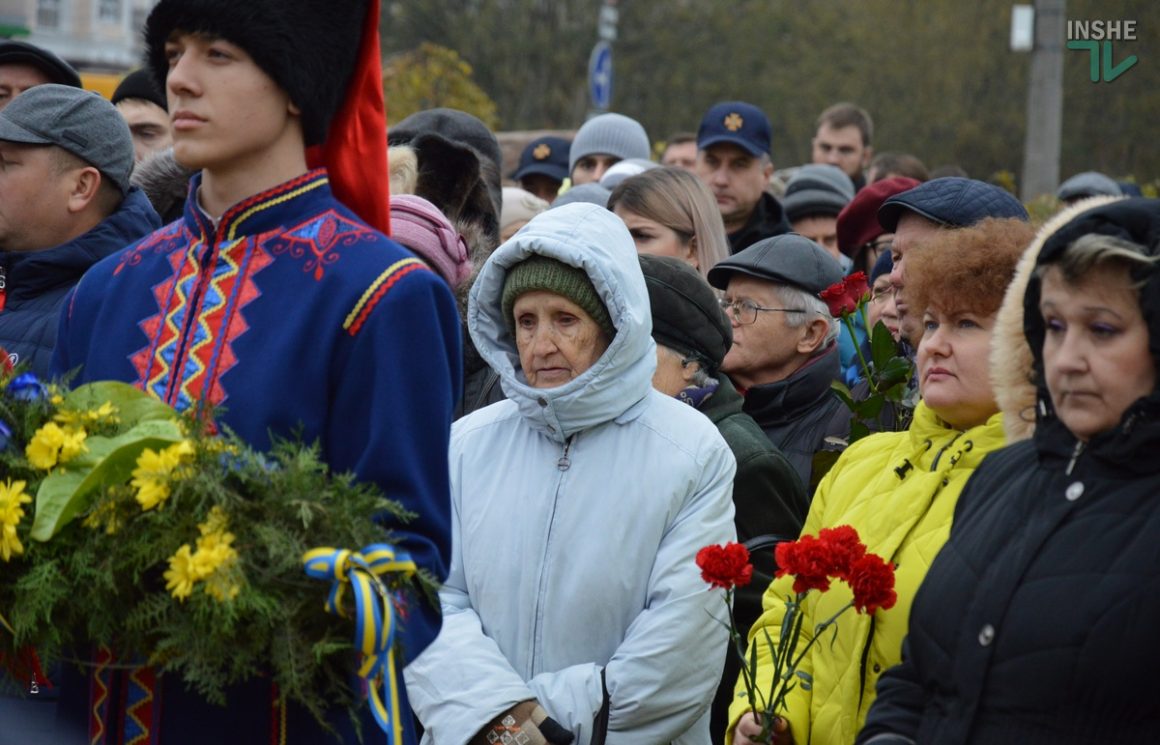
left=501, top=256, right=615, bottom=338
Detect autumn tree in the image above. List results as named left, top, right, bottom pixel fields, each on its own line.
left=382, top=42, right=500, bottom=128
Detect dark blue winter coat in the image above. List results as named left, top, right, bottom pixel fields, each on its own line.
left=0, top=187, right=160, bottom=376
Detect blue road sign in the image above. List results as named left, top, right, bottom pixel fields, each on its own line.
left=589, top=41, right=613, bottom=111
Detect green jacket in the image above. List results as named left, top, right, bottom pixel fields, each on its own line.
left=727, top=402, right=1006, bottom=745
left=701, top=375, right=808, bottom=629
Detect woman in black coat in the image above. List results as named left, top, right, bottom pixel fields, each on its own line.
left=857, top=197, right=1160, bottom=745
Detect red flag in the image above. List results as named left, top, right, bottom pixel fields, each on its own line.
left=306, top=0, right=391, bottom=236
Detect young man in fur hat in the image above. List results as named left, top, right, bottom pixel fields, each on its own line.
left=50, top=1, right=461, bottom=743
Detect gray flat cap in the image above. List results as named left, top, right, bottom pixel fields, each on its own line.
left=707, top=233, right=844, bottom=296
left=0, top=84, right=133, bottom=194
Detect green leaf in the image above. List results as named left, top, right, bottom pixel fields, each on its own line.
left=64, top=382, right=177, bottom=427
left=870, top=321, right=897, bottom=372
left=829, top=380, right=855, bottom=409
left=849, top=420, right=871, bottom=444
left=853, top=395, right=885, bottom=420
left=31, top=419, right=185, bottom=541
left=878, top=357, right=914, bottom=388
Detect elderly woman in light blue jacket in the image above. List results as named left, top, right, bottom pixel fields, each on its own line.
left=405, top=203, right=737, bottom=745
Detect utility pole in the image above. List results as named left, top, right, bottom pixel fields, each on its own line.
left=1020, top=0, right=1066, bottom=201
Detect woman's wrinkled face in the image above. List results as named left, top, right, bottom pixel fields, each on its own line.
left=513, top=291, right=610, bottom=388
left=917, top=305, right=999, bottom=429
left=1039, top=265, right=1155, bottom=441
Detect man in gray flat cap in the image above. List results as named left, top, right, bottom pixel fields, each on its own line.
left=0, top=84, right=160, bottom=376
left=707, top=234, right=849, bottom=490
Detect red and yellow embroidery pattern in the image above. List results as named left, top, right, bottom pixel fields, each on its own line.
left=131, top=237, right=272, bottom=413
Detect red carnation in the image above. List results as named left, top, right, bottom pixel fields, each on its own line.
left=696, top=542, right=753, bottom=590
left=0, top=347, right=11, bottom=375
left=817, top=525, right=867, bottom=580
left=847, top=553, right=898, bottom=614
left=775, top=535, right=833, bottom=594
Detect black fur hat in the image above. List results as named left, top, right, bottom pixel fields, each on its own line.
left=143, top=0, right=367, bottom=146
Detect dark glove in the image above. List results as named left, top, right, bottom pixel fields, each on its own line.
left=537, top=715, right=574, bottom=745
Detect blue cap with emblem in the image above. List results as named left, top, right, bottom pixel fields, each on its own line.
left=513, top=136, right=571, bottom=183
left=697, top=101, right=772, bottom=158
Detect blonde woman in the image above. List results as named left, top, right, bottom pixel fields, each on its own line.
left=609, top=166, right=730, bottom=280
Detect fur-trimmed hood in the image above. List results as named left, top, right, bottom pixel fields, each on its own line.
left=990, top=196, right=1123, bottom=442
left=131, top=147, right=195, bottom=224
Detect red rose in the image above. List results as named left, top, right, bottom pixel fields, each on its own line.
left=820, top=281, right=856, bottom=317
left=775, top=535, right=833, bottom=594
left=847, top=553, right=898, bottom=614
left=820, top=274, right=871, bottom=318
left=844, top=272, right=870, bottom=306
left=817, top=525, right=867, bottom=580
left=696, top=542, right=753, bottom=590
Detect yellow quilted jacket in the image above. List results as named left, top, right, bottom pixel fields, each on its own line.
left=726, top=402, right=1006, bottom=745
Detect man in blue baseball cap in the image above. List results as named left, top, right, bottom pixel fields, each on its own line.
left=694, top=101, right=790, bottom=254
left=877, top=176, right=1029, bottom=343
left=512, top=135, right=570, bottom=202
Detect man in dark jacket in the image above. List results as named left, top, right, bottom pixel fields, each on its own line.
left=708, top=234, right=850, bottom=491
left=0, top=84, right=160, bottom=376
left=639, top=254, right=808, bottom=744
left=694, top=101, right=790, bottom=253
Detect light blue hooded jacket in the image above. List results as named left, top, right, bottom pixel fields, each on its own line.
left=405, top=203, right=737, bottom=744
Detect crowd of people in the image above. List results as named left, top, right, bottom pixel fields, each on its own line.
left=1, top=1, right=1158, bottom=744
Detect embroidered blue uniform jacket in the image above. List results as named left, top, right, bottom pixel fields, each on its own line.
left=51, top=169, right=461, bottom=745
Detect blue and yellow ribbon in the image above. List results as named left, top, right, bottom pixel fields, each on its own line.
left=303, top=544, right=416, bottom=744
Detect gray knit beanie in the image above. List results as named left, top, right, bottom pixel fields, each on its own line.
left=501, top=256, right=615, bottom=339
left=568, top=113, right=651, bottom=174
left=783, top=164, right=856, bottom=223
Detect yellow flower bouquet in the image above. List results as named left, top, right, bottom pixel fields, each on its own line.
left=0, top=370, right=434, bottom=733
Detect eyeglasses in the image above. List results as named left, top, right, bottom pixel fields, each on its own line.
left=864, top=238, right=893, bottom=257
left=719, top=298, right=807, bottom=325
left=870, top=286, right=895, bottom=304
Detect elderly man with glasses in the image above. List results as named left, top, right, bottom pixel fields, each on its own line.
left=708, top=234, right=849, bottom=491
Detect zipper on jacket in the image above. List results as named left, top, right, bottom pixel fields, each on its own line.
left=1121, top=411, right=1141, bottom=437
left=531, top=434, right=575, bottom=673
left=1065, top=440, right=1085, bottom=476
left=928, top=432, right=964, bottom=471
left=557, top=436, right=573, bottom=471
